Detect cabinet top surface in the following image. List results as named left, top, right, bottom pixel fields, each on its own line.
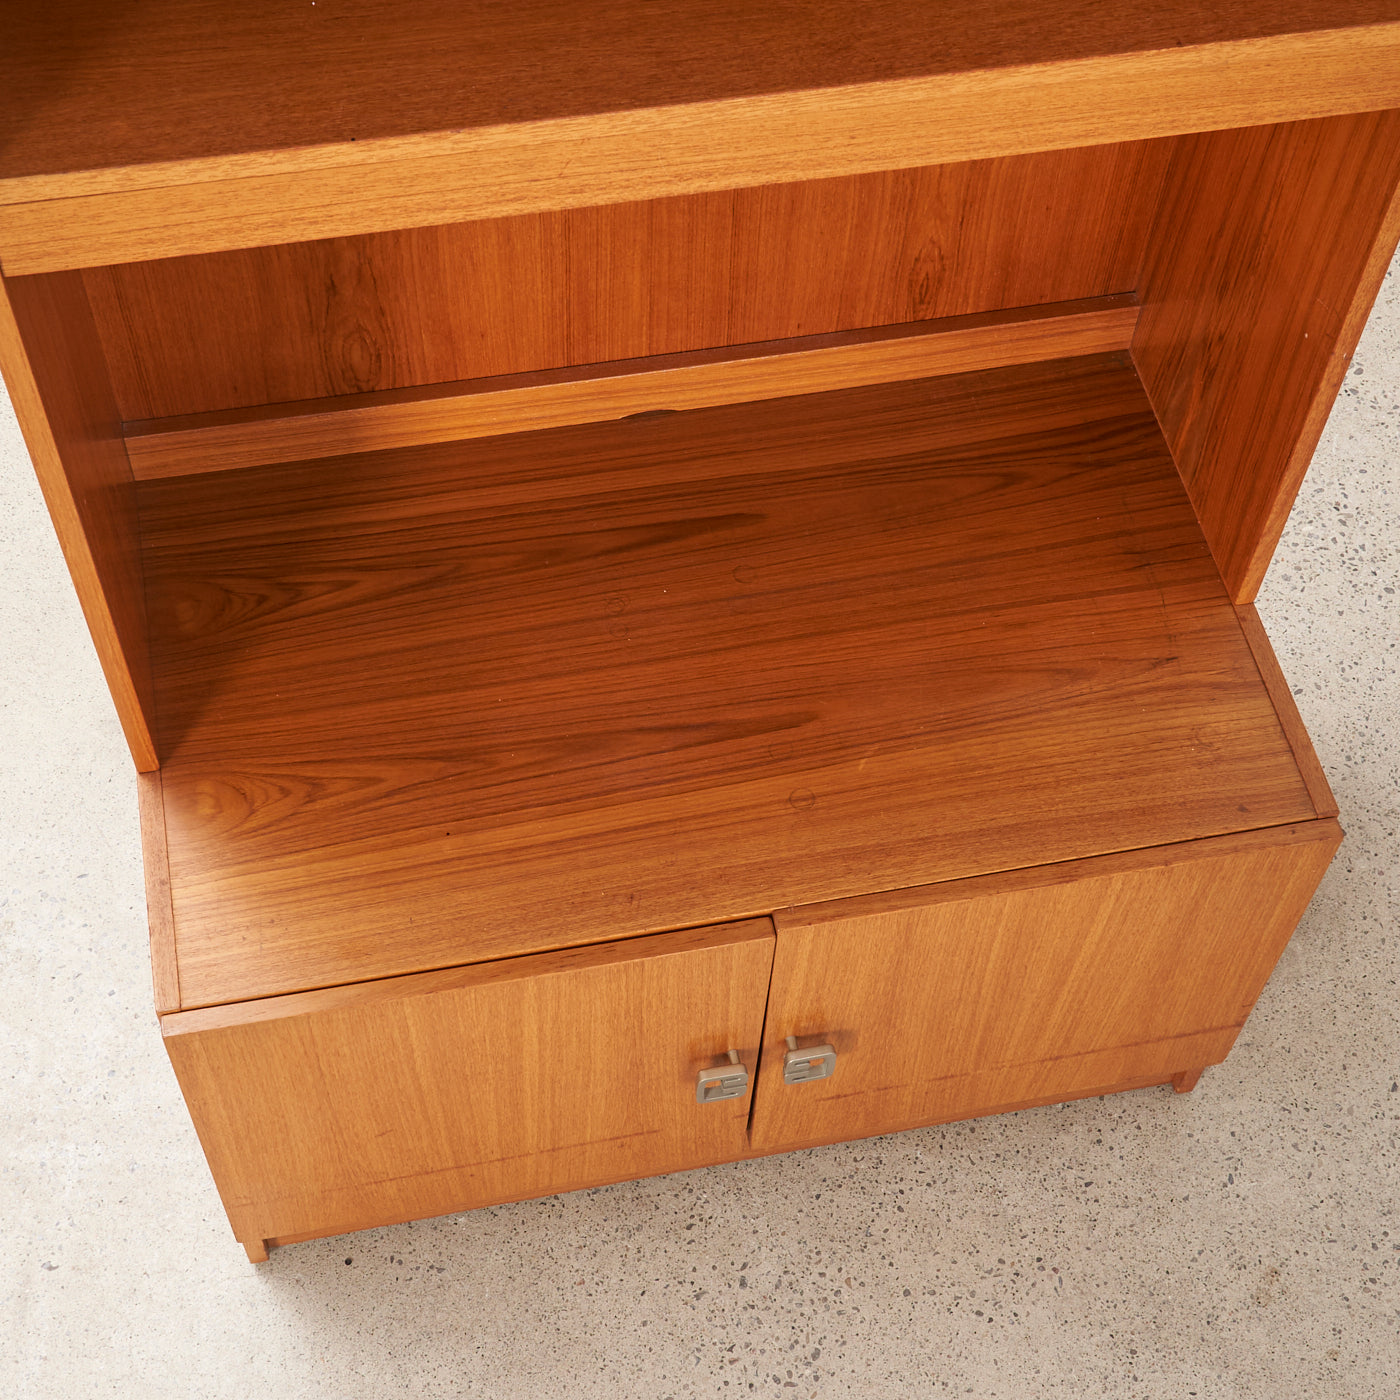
left=138, top=354, right=1322, bottom=1009
left=3, top=1, right=1398, bottom=182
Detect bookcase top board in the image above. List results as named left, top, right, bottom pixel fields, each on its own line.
left=2, top=2, right=1399, bottom=272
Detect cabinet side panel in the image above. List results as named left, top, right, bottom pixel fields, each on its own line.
left=86, top=140, right=1171, bottom=421
left=161, top=921, right=773, bottom=1248
left=752, top=822, right=1340, bottom=1153
left=0, top=270, right=157, bottom=769
left=136, top=770, right=180, bottom=1014
left=1133, top=109, right=1400, bottom=602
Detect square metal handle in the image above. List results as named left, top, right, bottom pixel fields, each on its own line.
left=696, top=1050, right=749, bottom=1104
left=783, top=1036, right=837, bottom=1085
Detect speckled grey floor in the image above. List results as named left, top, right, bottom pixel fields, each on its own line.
left=2, top=261, right=1397, bottom=1400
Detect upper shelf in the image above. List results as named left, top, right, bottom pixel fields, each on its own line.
left=3, top=1, right=1400, bottom=272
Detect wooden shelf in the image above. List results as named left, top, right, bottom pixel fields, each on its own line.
left=11, top=1, right=1397, bottom=179
left=4, top=4, right=1399, bottom=270
left=139, top=352, right=1321, bottom=1010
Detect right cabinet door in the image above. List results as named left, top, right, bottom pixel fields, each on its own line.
left=749, top=822, right=1340, bottom=1154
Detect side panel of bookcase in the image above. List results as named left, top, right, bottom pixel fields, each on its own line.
left=0, top=270, right=157, bottom=767
left=1134, top=107, right=1400, bottom=602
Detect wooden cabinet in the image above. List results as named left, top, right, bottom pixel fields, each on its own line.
left=2, top=4, right=1397, bottom=1259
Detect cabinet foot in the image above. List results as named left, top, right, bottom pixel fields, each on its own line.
left=1171, top=1068, right=1205, bottom=1094
left=243, top=1238, right=270, bottom=1263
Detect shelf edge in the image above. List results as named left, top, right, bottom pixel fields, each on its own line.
left=1233, top=604, right=1341, bottom=820
left=4, top=24, right=1400, bottom=273
left=123, top=297, right=1139, bottom=479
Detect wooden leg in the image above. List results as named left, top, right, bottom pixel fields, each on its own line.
left=243, top=1238, right=270, bottom=1263
left=1171, top=1068, right=1205, bottom=1094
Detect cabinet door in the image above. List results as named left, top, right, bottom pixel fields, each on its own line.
left=162, top=919, right=773, bottom=1250
left=750, top=823, right=1338, bottom=1154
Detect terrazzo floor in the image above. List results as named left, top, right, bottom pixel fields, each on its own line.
left=2, top=261, right=1397, bottom=1399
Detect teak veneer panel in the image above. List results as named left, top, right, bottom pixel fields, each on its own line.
left=751, top=822, right=1342, bottom=1153
left=8, top=2, right=1397, bottom=178
left=137, top=354, right=1322, bottom=1009
left=0, top=271, right=157, bottom=769
left=1134, top=108, right=1400, bottom=600
left=121, top=298, right=1140, bottom=478
left=87, top=145, right=1168, bottom=423
left=4, top=7, right=1400, bottom=269
left=161, top=919, right=775, bottom=1249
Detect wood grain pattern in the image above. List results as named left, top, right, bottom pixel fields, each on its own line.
left=161, top=919, right=774, bottom=1249
left=137, top=771, right=180, bottom=1014
left=1133, top=108, right=1400, bottom=601
left=122, top=298, right=1140, bottom=479
left=0, top=272, right=157, bottom=769
left=260, top=1070, right=1188, bottom=1252
left=4, top=11, right=1400, bottom=271
left=1234, top=603, right=1339, bottom=819
left=9, top=2, right=1397, bottom=179
left=750, top=822, right=1341, bottom=1153
left=136, top=354, right=1320, bottom=1009
left=87, top=145, right=1168, bottom=422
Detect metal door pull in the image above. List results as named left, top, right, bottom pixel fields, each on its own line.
left=783, top=1035, right=837, bottom=1084
left=696, top=1049, right=749, bottom=1103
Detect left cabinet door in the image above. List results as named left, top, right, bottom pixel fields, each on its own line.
left=161, top=919, right=774, bottom=1252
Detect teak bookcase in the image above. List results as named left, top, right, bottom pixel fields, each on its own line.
left=3, top=4, right=1399, bottom=1262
